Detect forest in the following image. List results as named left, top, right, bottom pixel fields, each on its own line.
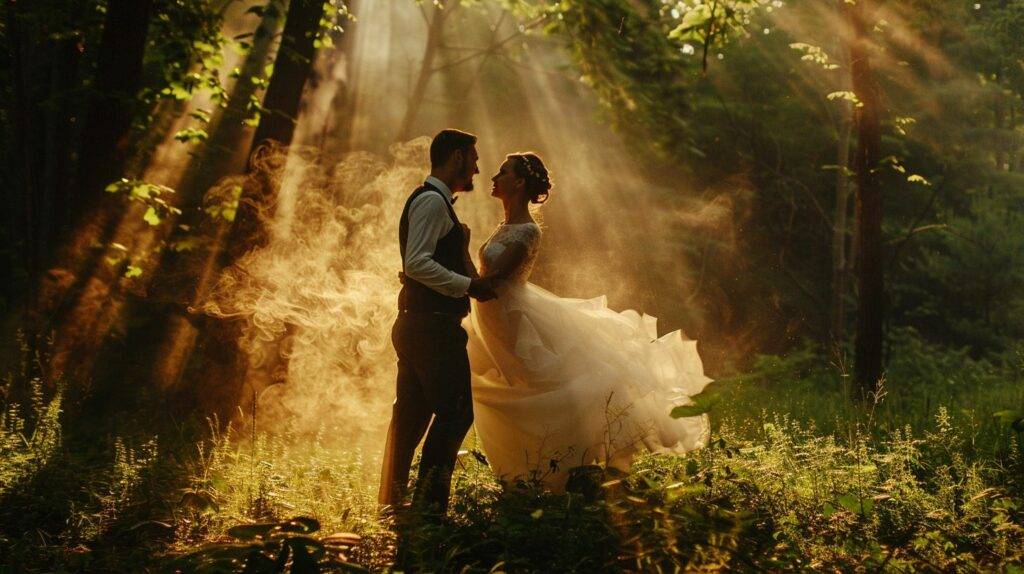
left=1, top=0, right=1023, bottom=571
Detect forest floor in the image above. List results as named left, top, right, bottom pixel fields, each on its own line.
left=2, top=328, right=1023, bottom=572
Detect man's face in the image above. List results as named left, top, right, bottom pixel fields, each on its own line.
left=456, top=145, right=480, bottom=192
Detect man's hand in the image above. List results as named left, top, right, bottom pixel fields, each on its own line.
left=467, top=276, right=497, bottom=301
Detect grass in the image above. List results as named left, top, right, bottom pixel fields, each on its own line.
left=1, top=328, right=1023, bottom=572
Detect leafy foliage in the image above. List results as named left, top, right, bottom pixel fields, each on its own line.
left=1, top=329, right=1022, bottom=571
left=170, top=516, right=365, bottom=573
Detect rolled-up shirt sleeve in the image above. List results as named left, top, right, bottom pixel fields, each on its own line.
left=404, top=193, right=472, bottom=298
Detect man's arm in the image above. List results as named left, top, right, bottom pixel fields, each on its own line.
left=404, top=194, right=472, bottom=298
left=459, top=223, right=480, bottom=279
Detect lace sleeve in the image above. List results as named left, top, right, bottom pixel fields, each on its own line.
left=480, top=223, right=542, bottom=283
left=503, top=223, right=541, bottom=250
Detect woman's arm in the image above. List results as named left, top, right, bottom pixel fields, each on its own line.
left=484, top=241, right=528, bottom=284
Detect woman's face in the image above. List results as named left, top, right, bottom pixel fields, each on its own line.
left=491, top=158, right=524, bottom=201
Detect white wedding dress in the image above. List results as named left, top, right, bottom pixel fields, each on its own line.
left=466, top=222, right=711, bottom=490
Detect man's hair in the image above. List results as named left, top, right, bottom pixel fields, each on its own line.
left=430, top=129, right=477, bottom=168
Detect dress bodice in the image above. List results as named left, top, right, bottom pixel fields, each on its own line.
left=479, top=222, right=542, bottom=285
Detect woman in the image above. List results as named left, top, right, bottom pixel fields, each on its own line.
left=467, top=152, right=711, bottom=490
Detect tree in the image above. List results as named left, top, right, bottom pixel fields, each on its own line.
left=77, top=0, right=154, bottom=204
left=397, top=0, right=459, bottom=142
left=249, top=0, right=326, bottom=152
left=844, top=0, right=884, bottom=397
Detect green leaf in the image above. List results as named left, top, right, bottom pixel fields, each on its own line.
left=837, top=493, right=874, bottom=516
left=143, top=207, right=161, bottom=226
left=189, top=109, right=211, bottom=123
left=174, top=127, right=209, bottom=144
left=287, top=535, right=326, bottom=562
left=670, top=389, right=720, bottom=418
left=837, top=495, right=857, bottom=513
left=826, top=91, right=862, bottom=107
left=280, top=516, right=320, bottom=534
left=685, top=459, right=699, bottom=476
left=124, top=265, right=142, bottom=278
left=131, top=183, right=152, bottom=199
left=670, top=404, right=709, bottom=418
left=226, top=522, right=278, bottom=540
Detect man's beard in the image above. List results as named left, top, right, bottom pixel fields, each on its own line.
left=459, top=162, right=474, bottom=191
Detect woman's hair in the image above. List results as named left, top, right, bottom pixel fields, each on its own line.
left=507, top=152, right=551, bottom=204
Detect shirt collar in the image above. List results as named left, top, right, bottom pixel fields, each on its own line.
left=424, top=176, right=455, bottom=204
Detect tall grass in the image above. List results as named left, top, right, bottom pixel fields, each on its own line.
left=1, top=328, right=1022, bottom=571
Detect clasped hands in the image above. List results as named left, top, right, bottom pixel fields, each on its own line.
left=468, top=275, right=498, bottom=302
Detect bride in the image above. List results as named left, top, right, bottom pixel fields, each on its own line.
left=466, top=152, right=712, bottom=490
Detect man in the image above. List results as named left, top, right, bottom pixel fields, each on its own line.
left=379, top=129, right=495, bottom=517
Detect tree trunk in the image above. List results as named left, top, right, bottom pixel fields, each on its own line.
left=324, top=0, right=360, bottom=154
left=830, top=9, right=853, bottom=350
left=249, top=0, right=325, bottom=152
left=196, top=6, right=284, bottom=198
left=5, top=0, right=38, bottom=276
left=76, top=0, right=153, bottom=203
left=146, top=6, right=284, bottom=393
left=397, top=1, right=457, bottom=142
left=845, top=0, right=885, bottom=398
left=41, top=36, right=83, bottom=264
left=165, top=0, right=330, bottom=420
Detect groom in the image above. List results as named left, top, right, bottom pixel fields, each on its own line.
left=379, top=129, right=496, bottom=517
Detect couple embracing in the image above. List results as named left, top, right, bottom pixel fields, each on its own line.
left=379, top=129, right=712, bottom=517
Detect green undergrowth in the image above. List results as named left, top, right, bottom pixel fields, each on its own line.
left=1, top=329, right=1023, bottom=572
left=715, top=328, right=1024, bottom=455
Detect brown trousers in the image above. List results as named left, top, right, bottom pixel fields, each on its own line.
left=378, top=313, right=474, bottom=516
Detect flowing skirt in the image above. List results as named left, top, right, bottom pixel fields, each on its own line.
left=466, top=282, right=711, bottom=490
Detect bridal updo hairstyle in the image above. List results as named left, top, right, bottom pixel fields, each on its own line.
left=508, top=152, right=551, bottom=204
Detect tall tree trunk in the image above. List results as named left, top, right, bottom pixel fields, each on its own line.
left=397, top=0, right=457, bottom=142
left=166, top=0, right=330, bottom=421
left=5, top=0, right=38, bottom=276
left=146, top=5, right=285, bottom=393
left=324, top=0, right=359, bottom=154
left=27, top=0, right=151, bottom=368
left=249, top=0, right=325, bottom=152
left=830, top=10, right=853, bottom=350
left=158, top=2, right=284, bottom=228
left=41, top=35, right=83, bottom=265
left=76, top=0, right=153, bottom=203
left=846, top=0, right=885, bottom=398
